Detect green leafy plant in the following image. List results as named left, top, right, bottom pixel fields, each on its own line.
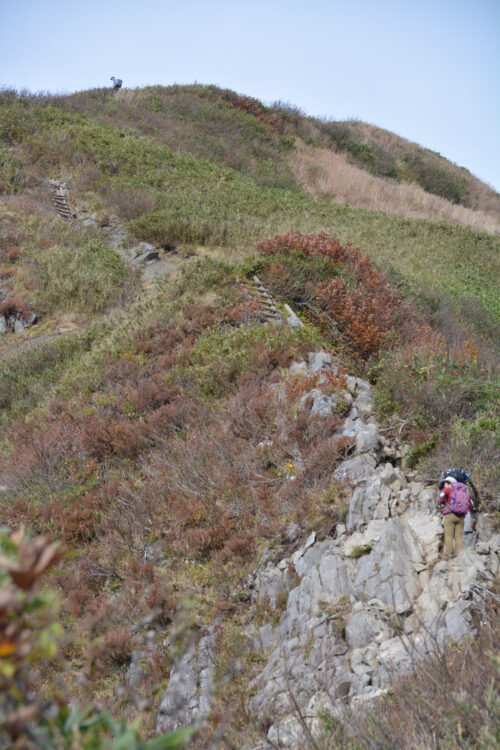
left=0, top=528, right=193, bottom=749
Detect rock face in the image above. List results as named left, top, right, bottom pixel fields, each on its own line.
left=156, top=626, right=217, bottom=734
left=154, top=352, right=498, bottom=746
left=0, top=309, right=38, bottom=336
left=245, top=353, right=498, bottom=747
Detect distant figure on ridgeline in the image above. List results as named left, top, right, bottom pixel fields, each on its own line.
left=110, top=76, right=123, bottom=91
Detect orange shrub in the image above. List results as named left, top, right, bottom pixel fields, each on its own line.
left=257, top=232, right=436, bottom=361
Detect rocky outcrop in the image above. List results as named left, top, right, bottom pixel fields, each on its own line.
left=245, top=353, right=498, bottom=748
left=154, top=351, right=498, bottom=746
left=156, top=626, right=217, bottom=734
left=0, top=306, right=38, bottom=337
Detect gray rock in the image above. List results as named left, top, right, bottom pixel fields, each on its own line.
left=305, top=531, right=316, bottom=550
left=308, top=351, right=332, bottom=373
left=343, top=519, right=386, bottom=556
left=379, top=464, right=407, bottom=488
left=476, top=515, right=495, bottom=542
left=333, top=456, right=376, bottom=484
left=355, top=392, right=374, bottom=418
left=259, top=623, right=277, bottom=652
left=377, top=636, right=415, bottom=675
left=14, top=318, right=26, bottom=334
left=284, top=304, right=303, bottom=329
left=345, top=610, right=389, bottom=650
left=415, top=488, right=435, bottom=514
left=128, top=629, right=156, bottom=691
left=339, top=416, right=366, bottom=438
left=0, top=316, right=6, bottom=336
left=255, top=562, right=287, bottom=610
left=156, top=627, right=216, bottom=733
left=346, top=477, right=382, bottom=531
left=294, top=539, right=332, bottom=577
left=403, top=512, right=442, bottom=565
left=353, top=519, right=420, bottom=614
left=300, top=388, right=336, bottom=417
left=476, top=541, right=490, bottom=555
left=289, top=361, right=307, bottom=375
left=489, top=533, right=500, bottom=554
left=355, top=423, right=380, bottom=454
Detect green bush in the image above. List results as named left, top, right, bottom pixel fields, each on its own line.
left=0, top=143, right=24, bottom=194
left=406, top=434, right=440, bottom=469
left=0, top=528, right=193, bottom=750
left=34, top=238, right=131, bottom=314
left=182, top=322, right=318, bottom=399
left=0, top=326, right=102, bottom=427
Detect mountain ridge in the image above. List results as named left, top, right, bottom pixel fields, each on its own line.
left=0, top=84, right=498, bottom=749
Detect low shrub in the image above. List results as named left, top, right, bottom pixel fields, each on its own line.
left=107, top=186, right=156, bottom=219
left=374, top=349, right=493, bottom=428
left=256, top=232, right=433, bottom=362
left=322, top=608, right=500, bottom=750
left=32, top=238, right=132, bottom=314
left=406, top=434, right=440, bottom=469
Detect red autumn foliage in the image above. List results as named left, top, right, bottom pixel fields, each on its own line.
left=84, top=418, right=147, bottom=461
left=6, top=247, right=22, bottom=263
left=41, top=490, right=104, bottom=543
left=257, top=232, right=436, bottom=360
left=220, top=92, right=284, bottom=133
left=0, top=297, right=32, bottom=320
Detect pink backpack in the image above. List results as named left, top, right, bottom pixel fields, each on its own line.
left=449, top=482, right=471, bottom=516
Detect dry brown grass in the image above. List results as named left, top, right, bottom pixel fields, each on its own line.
left=289, top=143, right=500, bottom=234
left=348, top=120, right=500, bottom=215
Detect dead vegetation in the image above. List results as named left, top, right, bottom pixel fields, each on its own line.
left=290, top=143, right=500, bottom=234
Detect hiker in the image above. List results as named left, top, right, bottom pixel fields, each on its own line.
left=439, top=474, right=473, bottom=558
left=110, top=76, right=123, bottom=90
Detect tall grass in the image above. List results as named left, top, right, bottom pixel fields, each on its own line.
left=290, top=143, right=500, bottom=234
left=1, top=92, right=499, bottom=328
left=274, top=101, right=500, bottom=216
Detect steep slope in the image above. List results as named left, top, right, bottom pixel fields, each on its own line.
left=274, top=102, right=500, bottom=215
left=1, top=90, right=499, bottom=334
left=19, top=84, right=500, bottom=229
left=0, top=87, right=499, bottom=749
left=155, top=351, right=498, bottom=748
left=289, top=141, right=500, bottom=233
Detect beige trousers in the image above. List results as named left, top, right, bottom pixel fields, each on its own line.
left=443, top=513, right=464, bottom=557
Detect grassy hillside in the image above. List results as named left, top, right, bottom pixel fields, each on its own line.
left=289, top=142, right=500, bottom=233
left=0, top=86, right=499, bottom=748
left=273, top=100, right=500, bottom=214
left=1, top=91, right=499, bottom=330
left=13, top=84, right=500, bottom=218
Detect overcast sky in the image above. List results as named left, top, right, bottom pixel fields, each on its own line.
left=1, top=0, right=499, bottom=191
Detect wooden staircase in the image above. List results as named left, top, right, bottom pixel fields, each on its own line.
left=240, top=275, right=282, bottom=325
left=49, top=180, right=72, bottom=220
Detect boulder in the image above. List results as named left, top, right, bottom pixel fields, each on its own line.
left=333, top=455, right=376, bottom=484
left=156, top=627, right=216, bottom=733
left=355, top=391, right=374, bottom=418
left=353, top=519, right=420, bottom=614
left=300, top=388, right=336, bottom=417
left=355, top=423, right=380, bottom=454
left=284, top=304, right=303, bottom=329
left=346, top=477, right=382, bottom=531
left=308, top=351, right=332, bottom=373
left=255, top=562, right=287, bottom=610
